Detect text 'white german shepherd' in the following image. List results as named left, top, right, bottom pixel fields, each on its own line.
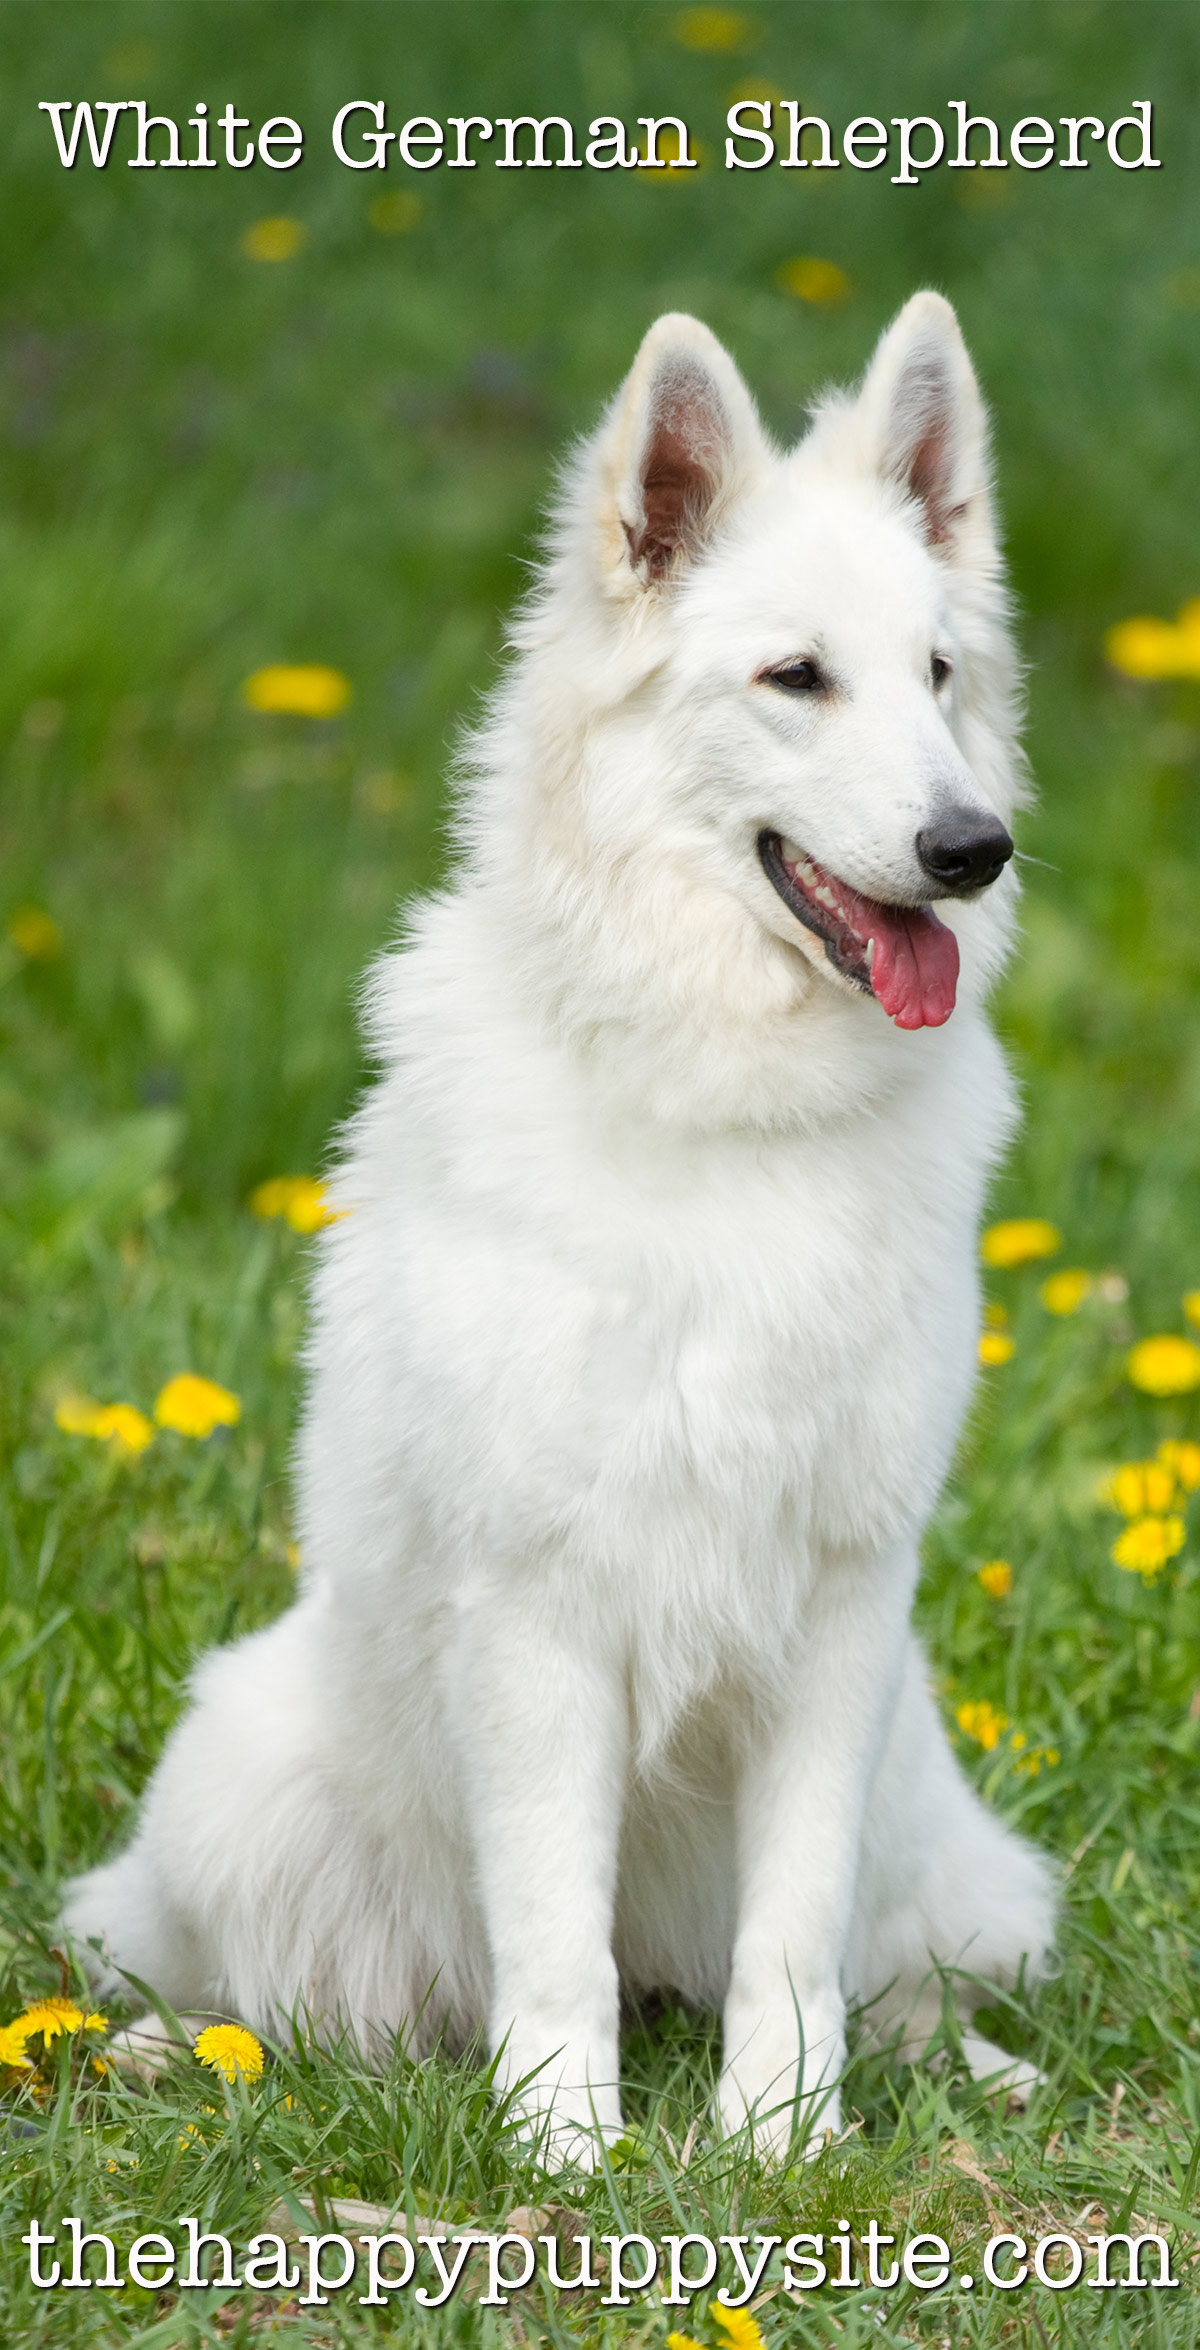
left=68, top=292, right=1054, bottom=2164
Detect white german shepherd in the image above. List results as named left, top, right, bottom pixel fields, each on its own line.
left=68, top=293, right=1054, bottom=2162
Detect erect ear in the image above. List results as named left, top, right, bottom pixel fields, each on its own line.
left=852, top=291, right=992, bottom=555
left=595, top=313, right=770, bottom=593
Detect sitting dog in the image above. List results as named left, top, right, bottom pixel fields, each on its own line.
left=67, top=292, right=1054, bottom=2162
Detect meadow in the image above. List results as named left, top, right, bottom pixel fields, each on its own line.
left=2, top=1, right=1200, bottom=2340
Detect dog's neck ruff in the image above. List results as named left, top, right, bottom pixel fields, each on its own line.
left=758, top=832, right=960, bottom=1031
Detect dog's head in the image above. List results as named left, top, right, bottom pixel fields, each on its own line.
left=480, top=296, right=1024, bottom=1121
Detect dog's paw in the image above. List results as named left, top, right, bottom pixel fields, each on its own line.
left=105, top=2013, right=205, bottom=2081
left=717, top=2076, right=841, bottom=2163
left=961, top=2031, right=1044, bottom=2108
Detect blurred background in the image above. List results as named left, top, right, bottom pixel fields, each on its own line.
left=2, top=1, right=1200, bottom=1895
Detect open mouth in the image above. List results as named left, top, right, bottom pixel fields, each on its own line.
left=757, top=831, right=960, bottom=1031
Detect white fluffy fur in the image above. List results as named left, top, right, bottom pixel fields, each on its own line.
left=67, top=294, right=1054, bottom=2161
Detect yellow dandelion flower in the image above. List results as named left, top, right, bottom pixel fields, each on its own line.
left=8, top=904, right=63, bottom=959
left=977, top=1559, right=1013, bottom=1598
left=955, top=1699, right=1008, bottom=1751
left=16, top=1997, right=105, bottom=2041
left=250, top=1174, right=336, bottom=1232
left=983, top=1300, right=1009, bottom=1328
left=242, top=216, right=306, bottom=263
left=981, top=1218, right=1061, bottom=1268
left=369, top=190, right=421, bottom=235
left=1102, top=1460, right=1177, bottom=1517
left=94, top=1404, right=154, bottom=1456
left=776, top=255, right=852, bottom=305
left=673, top=7, right=759, bottom=51
left=712, top=2304, right=766, bottom=2350
left=54, top=1393, right=153, bottom=1455
left=979, top=1331, right=1015, bottom=1365
left=0, top=2020, right=34, bottom=2068
left=1014, top=1745, right=1060, bottom=1778
left=55, top=1392, right=106, bottom=1437
left=286, top=1541, right=301, bottom=1571
left=1111, top=1514, right=1186, bottom=1578
left=154, top=1373, right=241, bottom=1439
left=1104, top=601, right=1200, bottom=680
left=1184, top=1290, right=1200, bottom=1331
left=1158, top=1438, right=1200, bottom=1492
left=1040, top=1268, right=1092, bottom=1316
left=666, top=2337, right=703, bottom=2350
left=1105, top=616, right=1189, bottom=679
left=194, top=2023, right=264, bottom=2083
left=242, top=664, right=351, bottom=718
left=1127, top=1335, right=1200, bottom=1396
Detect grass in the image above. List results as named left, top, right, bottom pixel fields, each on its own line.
left=2, top=0, right=1200, bottom=2339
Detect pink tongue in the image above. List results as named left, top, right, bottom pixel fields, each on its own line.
left=819, top=873, right=958, bottom=1028
left=858, top=901, right=959, bottom=1028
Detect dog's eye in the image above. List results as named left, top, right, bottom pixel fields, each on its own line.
left=763, top=658, right=827, bottom=695
left=931, top=654, right=952, bottom=691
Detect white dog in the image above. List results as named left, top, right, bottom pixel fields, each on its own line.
left=67, top=292, right=1054, bottom=2162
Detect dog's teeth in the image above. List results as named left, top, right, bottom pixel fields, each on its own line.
left=780, top=838, right=805, bottom=869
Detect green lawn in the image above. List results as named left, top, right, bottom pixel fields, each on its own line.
left=2, top=2, right=1200, bottom=2340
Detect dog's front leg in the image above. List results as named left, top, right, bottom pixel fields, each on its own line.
left=720, top=1549, right=913, bottom=2158
left=451, top=1582, right=626, bottom=2167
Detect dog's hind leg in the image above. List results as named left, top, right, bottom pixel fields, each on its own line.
left=847, top=1634, right=1055, bottom=2101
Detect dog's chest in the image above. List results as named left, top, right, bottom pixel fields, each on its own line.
left=588, top=1136, right=971, bottom=1553
left=398, top=1094, right=981, bottom=1581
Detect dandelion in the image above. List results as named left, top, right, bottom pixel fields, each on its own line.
left=1184, top=1290, right=1200, bottom=1331
left=194, top=2023, right=264, bottom=2083
left=776, top=255, right=851, bottom=305
left=977, top=1559, right=1013, bottom=1598
left=1158, top=1438, right=1200, bottom=1492
left=8, top=904, right=63, bottom=959
left=1111, top=1515, right=1186, bottom=1578
left=91, top=1403, right=155, bottom=1454
left=242, top=664, right=351, bottom=718
left=978, top=1331, right=1015, bottom=1365
left=7, top=1999, right=106, bottom=2046
left=242, top=216, right=306, bottom=263
left=1101, top=1459, right=1178, bottom=1517
left=1014, top=1745, right=1060, bottom=1778
left=1041, top=1268, right=1092, bottom=1316
left=0, top=2020, right=33, bottom=2069
left=983, top=1300, right=1009, bottom=1328
left=712, top=2304, right=766, bottom=2350
left=1104, top=599, right=1200, bottom=680
left=154, top=1374, right=241, bottom=1438
left=250, top=1174, right=336, bottom=1233
left=1126, top=1335, right=1200, bottom=1396
left=54, top=1394, right=154, bottom=1457
left=369, top=190, right=421, bottom=235
left=673, top=7, right=759, bottom=51
left=981, top=1218, right=1061, bottom=1268
left=955, top=1699, right=1008, bottom=1751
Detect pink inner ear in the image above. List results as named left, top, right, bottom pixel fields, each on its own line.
left=890, top=351, right=968, bottom=549
left=626, top=367, right=730, bottom=579
left=907, top=419, right=954, bottom=545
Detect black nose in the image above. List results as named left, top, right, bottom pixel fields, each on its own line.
left=915, top=807, right=1013, bottom=895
